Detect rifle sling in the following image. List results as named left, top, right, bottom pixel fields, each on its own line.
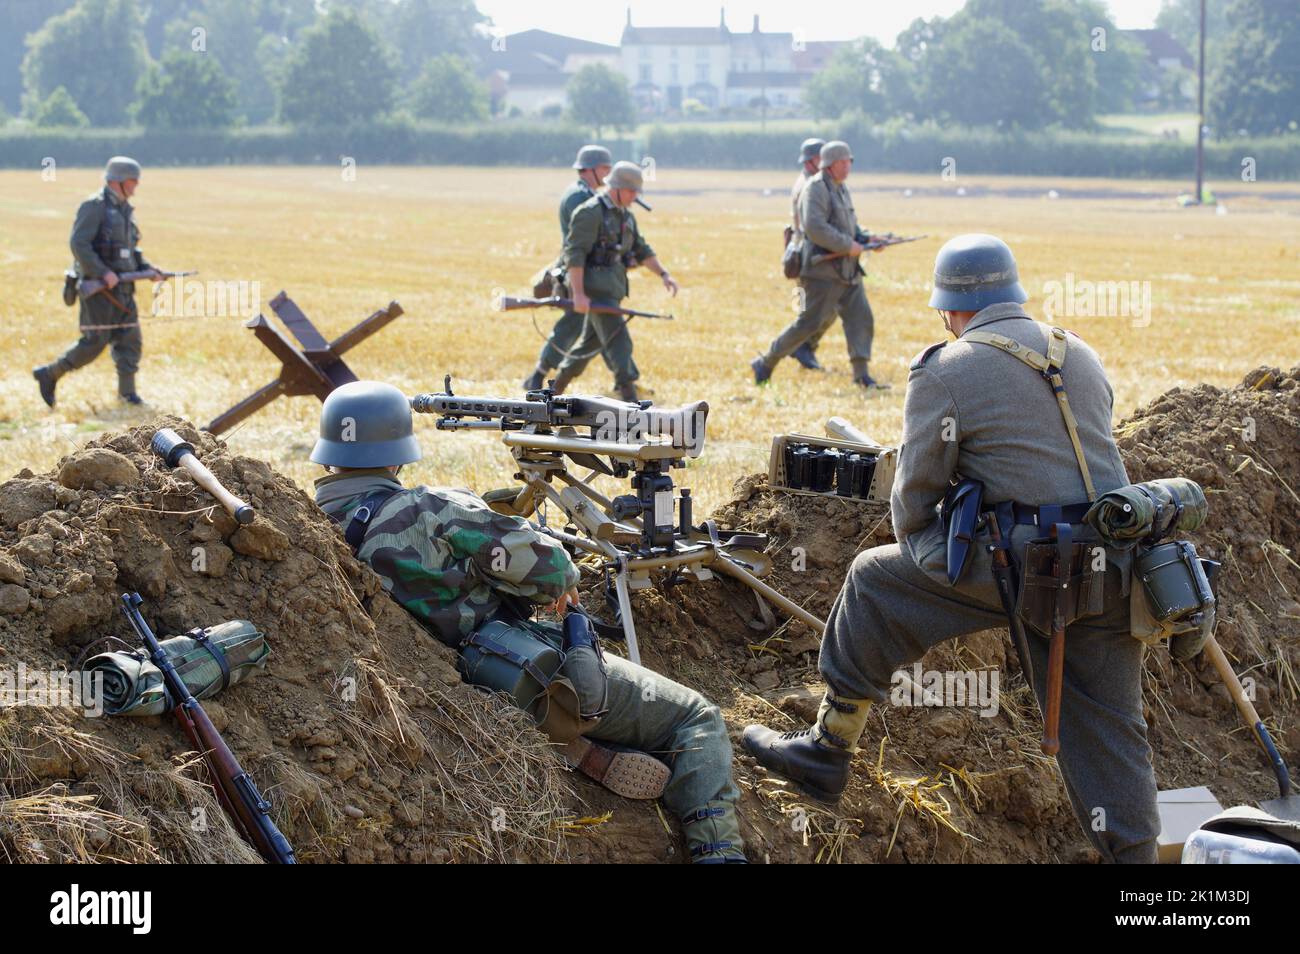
left=962, top=326, right=1097, bottom=502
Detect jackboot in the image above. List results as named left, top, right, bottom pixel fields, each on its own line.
left=851, top=358, right=890, bottom=390
left=615, top=381, right=639, bottom=403
left=741, top=690, right=871, bottom=803
left=550, top=368, right=577, bottom=395
left=523, top=366, right=549, bottom=392
left=681, top=801, right=747, bottom=863
left=33, top=363, right=64, bottom=407
left=792, top=342, right=823, bottom=371
left=118, top=373, right=144, bottom=405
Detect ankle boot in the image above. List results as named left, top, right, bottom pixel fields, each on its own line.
left=523, top=366, right=549, bottom=392
left=682, top=801, right=747, bottom=863
left=741, top=690, right=871, bottom=803
left=550, top=368, right=576, bottom=395
left=33, top=363, right=64, bottom=407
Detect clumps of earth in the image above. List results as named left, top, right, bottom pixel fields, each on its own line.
left=1, top=366, right=1296, bottom=864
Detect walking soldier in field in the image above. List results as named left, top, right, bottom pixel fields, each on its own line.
left=788, top=137, right=826, bottom=372
left=550, top=160, right=678, bottom=402
left=312, top=381, right=747, bottom=863
left=34, top=156, right=165, bottom=407
left=753, top=140, right=888, bottom=390
left=523, top=144, right=617, bottom=392
left=743, top=234, right=1162, bottom=863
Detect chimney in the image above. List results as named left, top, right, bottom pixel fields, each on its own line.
left=627, top=7, right=632, bottom=26
left=753, top=14, right=759, bottom=33
left=719, top=6, right=726, bottom=30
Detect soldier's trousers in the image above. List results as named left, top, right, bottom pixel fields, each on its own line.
left=537, top=307, right=616, bottom=374
left=584, top=652, right=741, bottom=821
left=55, top=323, right=143, bottom=380
left=762, top=278, right=873, bottom=371
left=819, top=543, right=1161, bottom=864
left=556, top=312, right=638, bottom=387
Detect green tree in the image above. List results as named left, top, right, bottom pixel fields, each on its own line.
left=32, top=85, right=90, bottom=126
left=918, top=16, right=1056, bottom=129
left=566, top=62, right=634, bottom=136
left=408, top=54, right=488, bottom=122
left=0, top=0, right=76, bottom=114
left=803, top=39, right=903, bottom=121
left=1156, top=0, right=1231, bottom=54
left=21, top=0, right=150, bottom=126
left=134, top=49, right=237, bottom=128
left=278, top=8, right=396, bottom=126
left=1078, top=0, right=1147, bottom=113
left=1210, top=0, right=1300, bottom=135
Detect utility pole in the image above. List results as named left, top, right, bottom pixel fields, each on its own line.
left=1194, top=0, right=1206, bottom=204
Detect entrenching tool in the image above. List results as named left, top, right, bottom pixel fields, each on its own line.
left=1203, top=635, right=1297, bottom=819
left=152, top=428, right=254, bottom=525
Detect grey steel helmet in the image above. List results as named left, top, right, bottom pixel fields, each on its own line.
left=606, top=160, right=644, bottom=193
left=928, top=233, right=1028, bottom=312
left=798, top=137, right=825, bottom=164
left=573, top=144, right=613, bottom=170
left=820, top=140, right=852, bottom=165
left=105, top=156, right=142, bottom=182
left=310, top=381, right=422, bottom=468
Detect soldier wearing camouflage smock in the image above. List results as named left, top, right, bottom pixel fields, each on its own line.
left=312, top=382, right=746, bottom=863
left=523, top=144, right=618, bottom=392
left=551, top=161, right=678, bottom=402
left=34, top=156, right=164, bottom=407
left=753, top=141, right=888, bottom=390
left=744, top=235, right=1161, bottom=864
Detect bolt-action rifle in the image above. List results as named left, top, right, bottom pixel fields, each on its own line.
left=78, top=269, right=197, bottom=299
left=809, top=233, right=927, bottom=267
left=496, top=295, right=674, bottom=321
left=118, top=592, right=296, bottom=864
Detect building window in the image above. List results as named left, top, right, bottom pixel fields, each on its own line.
left=697, top=46, right=710, bottom=61
left=670, top=63, right=680, bottom=81
left=640, top=46, right=651, bottom=60
left=640, top=64, right=652, bottom=82
left=696, top=63, right=709, bottom=82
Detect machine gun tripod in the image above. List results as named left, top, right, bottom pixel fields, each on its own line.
left=410, top=378, right=826, bottom=665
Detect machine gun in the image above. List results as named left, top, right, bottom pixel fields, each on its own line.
left=410, top=379, right=825, bottom=664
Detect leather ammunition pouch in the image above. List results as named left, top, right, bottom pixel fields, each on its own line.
left=1131, top=540, right=1218, bottom=657
left=782, top=226, right=802, bottom=279
left=1015, top=535, right=1106, bottom=637
left=531, top=262, right=566, bottom=299
left=457, top=618, right=587, bottom=743
left=63, top=269, right=79, bottom=306
left=941, top=478, right=984, bottom=584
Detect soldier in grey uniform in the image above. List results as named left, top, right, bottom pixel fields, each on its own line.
left=788, top=137, right=826, bottom=371
left=743, top=234, right=1161, bottom=864
left=523, top=144, right=616, bottom=392
left=34, top=156, right=163, bottom=407
left=753, top=141, right=888, bottom=390
left=551, top=161, right=678, bottom=402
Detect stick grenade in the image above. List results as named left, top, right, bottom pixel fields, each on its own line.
left=151, top=428, right=254, bottom=525
left=1041, top=524, right=1071, bottom=756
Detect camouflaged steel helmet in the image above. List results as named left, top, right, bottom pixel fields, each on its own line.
left=820, top=140, right=852, bottom=165
left=310, top=381, right=422, bottom=468
left=606, top=160, right=644, bottom=193
left=928, top=233, right=1028, bottom=312
left=573, top=144, right=613, bottom=170
left=798, top=137, right=825, bottom=164
left=105, top=156, right=142, bottom=181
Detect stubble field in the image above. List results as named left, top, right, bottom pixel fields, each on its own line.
left=2, top=165, right=1298, bottom=511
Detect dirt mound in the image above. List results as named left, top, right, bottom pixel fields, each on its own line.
left=0, top=418, right=575, bottom=864
left=2, top=366, right=1296, bottom=864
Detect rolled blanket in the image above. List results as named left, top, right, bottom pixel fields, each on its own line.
left=86, top=620, right=269, bottom=716
left=1083, top=477, right=1207, bottom=547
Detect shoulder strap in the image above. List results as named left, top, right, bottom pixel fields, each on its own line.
left=330, top=488, right=400, bottom=553
left=963, top=327, right=1097, bottom=501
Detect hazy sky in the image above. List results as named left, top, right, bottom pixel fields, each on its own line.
left=476, top=0, right=1168, bottom=46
